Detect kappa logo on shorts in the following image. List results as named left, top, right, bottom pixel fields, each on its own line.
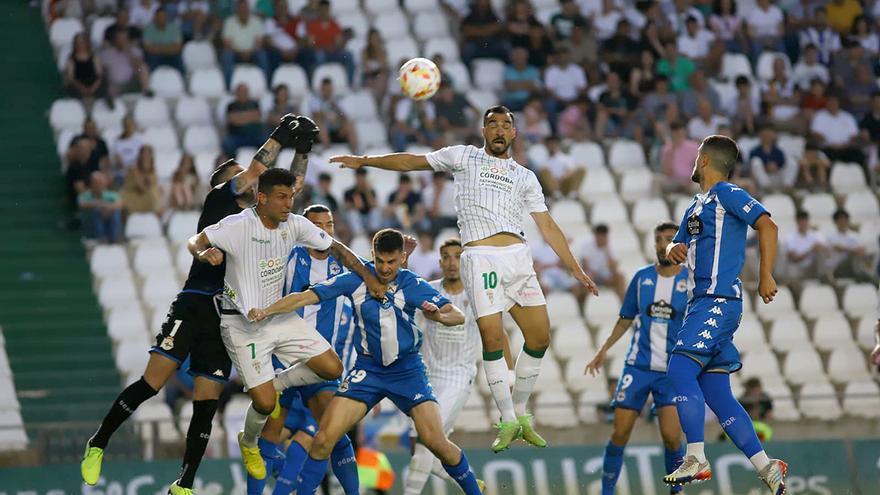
left=413, top=393, right=424, bottom=401
left=704, top=318, right=719, bottom=328
left=714, top=298, right=727, bottom=303
left=699, top=330, right=713, bottom=340
left=676, top=339, right=684, bottom=346
left=709, top=306, right=723, bottom=315
left=692, top=341, right=707, bottom=349
left=213, top=369, right=225, bottom=377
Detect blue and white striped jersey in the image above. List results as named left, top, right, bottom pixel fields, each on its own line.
left=674, top=182, right=769, bottom=301
left=311, top=265, right=451, bottom=367
left=284, top=246, right=356, bottom=372
left=619, top=265, right=690, bottom=372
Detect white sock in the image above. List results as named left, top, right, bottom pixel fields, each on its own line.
left=404, top=443, right=434, bottom=495
left=241, top=403, right=270, bottom=447
left=686, top=442, right=706, bottom=463
left=512, top=348, right=543, bottom=417
left=431, top=457, right=453, bottom=481
left=750, top=451, right=771, bottom=472
left=483, top=357, right=517, bottom=423
left=273, top=363, right=324, bottom=391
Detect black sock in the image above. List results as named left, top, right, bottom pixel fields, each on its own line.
left=177, top=399, right=219, bottom=488
left=90, top=377, right=157, bottom=449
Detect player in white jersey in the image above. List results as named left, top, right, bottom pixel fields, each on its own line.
left=186, top=168, right=385, bottom=480
left=330, top=106, right=598, bottom=452
left=404, top=237, right=482, bottom=494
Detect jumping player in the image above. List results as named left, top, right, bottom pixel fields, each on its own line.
left=248, top=229, right=484, bottom=495
left=329, top=105, right=598, bottom=452
left=80, top=115, right=316, bottom=493
left=663, top=135, right=787, bottom=493
left=585, top=221, right=687, bottom=494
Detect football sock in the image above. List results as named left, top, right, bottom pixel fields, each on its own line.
left=90, top=377, right=157, bottom=449
left=512, top=345, right=544, bottom=417
left=699, top=371, right=765, bottom=465
left=404, top=443, right=434, bottom=495
left=296, top=455, right=330, bottom=495
left=178, top=399, right=218, bottom=488
left=330, top=435, right=359, bottom=494
left=273, top=363, right=325, bottom=391
left=666, top=354, right=707, bottom=453
left=273, top=440, right=308, bottom=495
left=442, top=452, right=482, bottom=495
left=431, top=457, right=453, bottom=481
left=665, top=444, right=685, bottom=492
left=601, top=441, right=625, bottom=495
left=483, top=350, right=516, bottom=423
left=241, top=403, right=270, bottom=447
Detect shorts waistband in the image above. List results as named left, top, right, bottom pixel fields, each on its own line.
left=462, top=243, right=528, bottom=255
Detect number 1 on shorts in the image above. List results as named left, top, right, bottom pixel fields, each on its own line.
left=247, top=343, right=256, bottom=359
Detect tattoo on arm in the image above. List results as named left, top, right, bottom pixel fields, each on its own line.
left=329, top=241, right=371, bottom=280
left=254, top=140, right=282, bottom=168
left=232, top=140, right=282, bottom=192
left=291, top=152, right=309, bottom=194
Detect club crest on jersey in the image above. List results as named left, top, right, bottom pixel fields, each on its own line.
left=281, top=230, right=288, bottom=241
left=676, top=279, right=688, bottom=292
left=160, top=336, right=174, bottom=350
left=687, top=215, right=703, bottom=235
left=329, top=262, right=341, bottom=275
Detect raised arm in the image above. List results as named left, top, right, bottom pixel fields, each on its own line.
left=187, top=231, right=224, bottom=266
left=288, top=115, right=320, bottom=195
left=755, top=213, right=778, bottom=304
left=422, top=302, right=466, bottom=326
left=584, top=317, right=634, bottom=376
left=330, top=153, right=432, bottom=172
left=328, top=240, right=387, bottom=300
left=532, top=211, right=598, bottom=296
left=248, top=290, right=321, bottom=322
left=230, top=114, right=312, bottom=193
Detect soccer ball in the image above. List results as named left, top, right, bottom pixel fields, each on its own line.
left=398, top=58, right=441, bottom=100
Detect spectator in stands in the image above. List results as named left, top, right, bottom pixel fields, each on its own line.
left=826, top=0, right=863, bottom=34
left=105, top=8, right=142, bottom=44
left=550, top=0, right=587, bottom=41
left=791, top=44, right=830, bottom=91
left=557, top=97, right=593, bottom=141
left=110, top=116, right=144, bottom=180
left=435, top=83, right=477, bottom=143
left=660, top=120, right=699, bottom=193
left=66, top=137, right=100, bottom=210
left=521, top=96, right=552, bottom=144
left=750, top=123, right=796, bottom=191
left=810, top=93, right=865, bottom=170
left=73, top=118, right=110, bottom=175
left=801, top=78, right=829, bottom=119
left=406, top=231, right=440, bottom=280
left=825, top=209, right=874, bottom=281
left=595, top=71, right=639, bottom=141
left=169, top=154, right=201, bottom=210
left=537, top=135, right=585, bottom=199
left=831, top=38, right=870, bottom=91
left=65, top=33, right=105, bottom=102
left=851, top=15, right=879, bottom=56
left=178, top=0, right=214, bottom=40
left=120, top=145, right=162, bottom=214
left=421, top=171, right=457, bottom=234
left=677, top=15, right=719, bottom=71
left=130, top=0, right=159, bottom=28
left=799, top=140, right=832, bottom=190
left=656, top=40, right=695, bottom=92
left=309, top=172, right=339, bottom=212
left=505, top=0, right=542, bottom=50
left=800, top=7, right=841, bottom=66
left=581, top=224, right=626, bottom=299
left=628, top=49, right=658, bottom=98
left=266, top=84, right=295, bottom=128
left=728, top=75, right=758, bottom=136
left=679, top=69, right=720, bottom=119
left=308, top=77, right=359, bottom=152
left=100, top=29, right=151, bottom=98
left=502, top=47, right=541, bottom=112
left=860, top=92, right=880, bottom=167
left=738, top=378, right=773, bottom=421
left=561, top=23, right=598, bottom=68
left=593, top=0, right=625, bottom=40
left=637, top=75, right=676, bottom=139
left=344, top=168, right=381, bottom=235
left=390, top=97, right=438, bottom=152
left=745, top=0, right=784, bottom=54
left=544, top=47, right=588, bottom=119
left=688, top=97, right=729, bottom=141
left=78, top=171, right=123, bottom=243
left=460, top=0, right=508, bottom=65
left=305, top=0, right=355, bottom=83
left=383, top=174, right=426, bottom=230
left=783, top=210, right=827, bottom=282
left=709, top=0, right=747, bottom=53
left=223, top=83, right=265, bottom=156
left=221, top=0, right=270, bottom=85
left=360, top=29, right=389, bottom=96
left=601, top=19, right=640, bottom=81
left=846, top=65, right=879, bottom=119
left=532, top=238, right=583, bottom=299
left=264, top=0, right=309, bottom=68
left=142, top=8, right=184, bottom=73
left=521, top=14, right=555, bottom=69
left=761, top=56, right=802, bottom=134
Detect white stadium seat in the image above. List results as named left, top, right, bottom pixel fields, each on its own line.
left=183, top=125, right=221, bottom=154
left=167, top=211, right=200, bottom=243
left=827, top=345, right=871, bottom=383
left=230, top=64, right=268, bottom=98
left=329, top=0, right=360, bottom=15
left=755, top=286, right=794, bottom=322
left=842, top=283, right=878, bottom=318
left=424, top=37, right=460, bottom=62
left=125, top=212, right=163, bottom=239
left=134, top=96, right=172, bottom=128
left=133, top=240, right=174, bottom=276
left=569, top=141, right=606, bottom=169
left=800, top=193, right=837, bottom=227
left=631, top=197, right=671, bottom=234
left=337, top=11, right=369, bottom=41
left=311, top=63, right=349, bottom=94
left=141, top=125, right=179, bottom=152
left=844, top=190, right=880, bottom=225
left=619, top=168, right=654, bottom=204
left=404, top=0, right=440, bottom=13
left=98, top=277, right=138, bottom=309
left=339, top=90, right=378, bottom=122
left=149, top=67, right=186, bottom=99
left=106, top=304, right=148, bottom=342
left=90, top=244, right=130, bottom=277
left=354, top=119, right=388, bottom=149
left=768, top=315, right=809, bottom=353
left=856, top=316, right=878, bottom=350
left=535, top=391, right=578, bottom=427
left=363, top=0, right=399, bottom=16
left=386, top=37, right=421, bottom=69
left=455, top=393, right=490, bottom=433
left=49, top=17, right=83, bottom=50
left=182, top=41, right=218, bottom=72
left=777, top=134, right=805, bottom=162
left=608, top=140, right=647, bottom=173
left=798, top=284, right=838, bottom=319
left=552, top=319, right=593, bottom=360
left=590, top=196, right=628, bottom=225
left=413, top=11, right=450, bottom=41
left=756, top=51, right=791, bottom=81
left=91, top=98, right=126, bottom=131
left=89, top=16, right=114, bottom=47
left=721, top=53, right=753, bottom=81
left=535, top=355, right=565, bottom=391
left=546, top=292, right=582, bottom=322
left=271, top=64, right=311, bottom=101
left=783, top=347, right=825, bottom=385
left=579, top=165, right=616, bottom=204
left=174, top=96, right=213, bottom=127
left=762, top=194, right=796, bottom=226
left=142, top=273, right=181, bottom=306
left=740, top=349, right=782, bottom=379
left=49, top=98, right=86, bottom=132
left=812, top=312, right=856, bottom=351
left=154, top=149, right=182, bottom=182
left=843, top=381, right=880, bottom=419
left=466, top=89, right=500, bottom=110
left=734, top=314, right=767, bottom=352
left=583, top=293, right=622, bottom=327
left=188, top=68, right=226, bottom=99
left=55, top=128, right=77, bottom=158
left=830, top=163, right=867, bottom=194
left=799, top=381, right=842, bottom=420
left=443, top=61, right=473, bottom=92
left=471, top=58, right=506, bottom=92
left=549, top=199, right=587, bottom=232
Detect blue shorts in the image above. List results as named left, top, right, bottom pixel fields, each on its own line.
left=279, top=388, right=318, bottom=436
left=673, top=296, right=743, bottom=373
left=336, top=353, right=436, bottom=415
left=612, top=365, right=677, bottom=411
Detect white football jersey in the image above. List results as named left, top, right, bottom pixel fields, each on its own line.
left=425, top=145, right=548, bottom=244
left=417, top=279, right=481, bottom=384
left=204, top=208, right=333, bottom=315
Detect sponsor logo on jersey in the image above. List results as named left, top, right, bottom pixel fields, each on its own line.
left=329, top=262, right=341, bottom=275
left=251, top=237, right=270, bottom=244
left=616, top=391, right=627, bottom=403
left=648, top=300, right=675, bottom=320
left=687, top=214, right=703, bottom=235
left=258, top=257, right=284, bottom=278
left=281, top=230, right=289, bottom=241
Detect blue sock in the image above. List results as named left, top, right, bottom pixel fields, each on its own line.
left=273, top=440, right=308, bottom=495
left=330, top=435, right=359, bottom=494
left=296, top=455, right=329, bottom=495
left=442, top=452, right=481, bottom=495
left=665, top=444, right=685, bottom=493
left=666, top=354, right=707, bottom=444
left=247, top=438, right=284, bottom=495
left=601, top=441, right=625, bottom=495
left=699, top=372, right=763, bottom=458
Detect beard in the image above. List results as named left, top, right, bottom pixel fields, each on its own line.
left=487, top=138, right=511, bottom=156
left=657, top=255, right=674, bottom=266
left=690, top=167, right=701, bottom=183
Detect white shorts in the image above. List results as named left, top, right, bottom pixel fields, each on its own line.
left=410, top=374, right=474, bottom=436
left=460, top=243, right=546, bottom=319
left=219, top=310, right=331, bottom=390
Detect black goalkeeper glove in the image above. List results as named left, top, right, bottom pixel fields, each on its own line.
left=269, top=113, right=299, bottom=148
left=292, top=115, right=320, bottom=154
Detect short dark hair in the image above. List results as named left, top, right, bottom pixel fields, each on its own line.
left=321, top=77, right=332, bottom=85
left=399, top=174, right=412, bottom=184
left=303, top=204, right=331, bottom=217
left=669, top=120, right=685, bottom=131
left=355, top=168, right=368, bottom=176
left=373, top=228, right=404, bottom=254
left=833, top=208, right=849, bottom=221
left=654, top=221, right=678, bottom=235
left=439, top=237, right=462, bottom=253
left=318, top=172, right=332, bottom=182
left=210, top=159, right=239, bottom=187
left=744, top=377, right=762, bottom=389
left=735, top=75, right=750, bottom=86
left=594, top=224, right=609, bottom=235
left=258, top=168, right=294, bottom=194
left=483, top=105, right=515, bottom=126
left=700, top=135, right=740, bottom=177
left=795, top=210, right=809, bottom=220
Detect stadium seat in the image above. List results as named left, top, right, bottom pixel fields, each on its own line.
left=153, top=149, right=182, bottom=182
left=777, top=134, right=805, bottom=162
left=535, top=356, right=565, bottom=391
left=569, top=141, right=606, bottom=169
left=583, top=293, right=622, bottom=327
left=106, top=304, right=148, bottom=342
left=756, top=51, right=791, bottom=81
left=761, top=194, right=796, bottom=226
left=608, top=225, right=641, bottom=256
left=443, top=61, right=473, bottom=92
left=783, top=347, right=825, bottom=385
left=710, top=81, right=737, bottom=113
left=579, top=166, right=617, bottom=205
left=90, top=98, right=126, bottom=131
left=800, top=193, right=837, bottom=227
left=552, top=319, right=594, bottom=359
left=329, top=0, right=360, bottom=15
left=90, top=244, right=130, bottom=278
left=827, top=345, right=870, bottom=383
left=830, top=163, right=867, bottom=194
left=535, top=391, right=578, bottom=428
left=413, top=11, right=450, bottom=41
left=49, top=17, right=83, bottom=50
left=349, top=235, right=371, bottom=259
left=590, top=196, right=628, bottom=225
left=134, top=96, right=172, bottom=128
left=763, top=382, right=801, bottom=420
left=141, top=125, right=179, bottom=152
left=526, top=143, right=548, bottom=166
left=270, top=64, right=311, bottom=101
left=843, top=381, right=880, bottom=419
left=546, top=292, right=582, bottom=322
left=424, top=37, right=460, bottom=62
left=720, top=53, right=753, bottom=81
left=733, top=314, right=766, bottom=352
left=564, top=355, right=605, bottom=392
left=631, top=197, right=671, bottom=234
left=856, top=316, right=877, bottom=350
left=387, top=37, right=421, bottom=69
left=843, top=190, right=880, bottom=225
left=175, top=242, right=194, bottom=276
left=183, top=125, right=221, bottom=154
left=363, top=0, right=399, bottom=15
left=619, top=168, right=653, bottom=204
left=167, top=211, right=200, bottom=243
left=125, top=212, right=164, bottom=240
left=798, top=284, right=838, bottom=319
left=230, top=64, right=268, bottom=98
left=55, top=128, right=77, bottom=158
left=98, top=277, right=138, bottom=309
left=311, top=63, right=349, bottom=94
left=188, top=68, right=226, bottom=99
left=133, top=240, right=174, bottom=276
left=672, top=195, right=694, bottom=219
left=740, top=349, right=782, bottom=379
left=404, top=0, right=440, bottom=13
left=549, top=199, right=587, bottom=233
left=842, top=283, right=878, bottom=318
left=142, top=273, right=181, bottom=307
left=607, top=140, right=647, bottom=173
left=465, top=89, right=499, bottom=111
left=0, top=425, right=28, bottom=451
left=578, top=389, right=610, bottom=424
left=768, top=315, right=809, bottom=353
left=49, top=98, right=86, bottom=132
left=754, top=286, right=794, bottom=322
left=182, top=41, right=218, bottom=72
left=354, top=119, right=388, bottom=150
left=812, top=312, right=856, bottom=351
left=471, top=58, right=506, bottom=92
left=149, top=67, right=186, bottom=99
left=799, top=381, right=842, bottom=420
left=174, top=96, right=213, bottom=127
left=455, top=393, right=490, bottom=433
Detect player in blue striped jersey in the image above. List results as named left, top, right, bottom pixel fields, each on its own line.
left=586, top=222, right=687, bottom=495
left=248, top=229, right=484, bottom=495
left=664, top=135, right=787, bottom=493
